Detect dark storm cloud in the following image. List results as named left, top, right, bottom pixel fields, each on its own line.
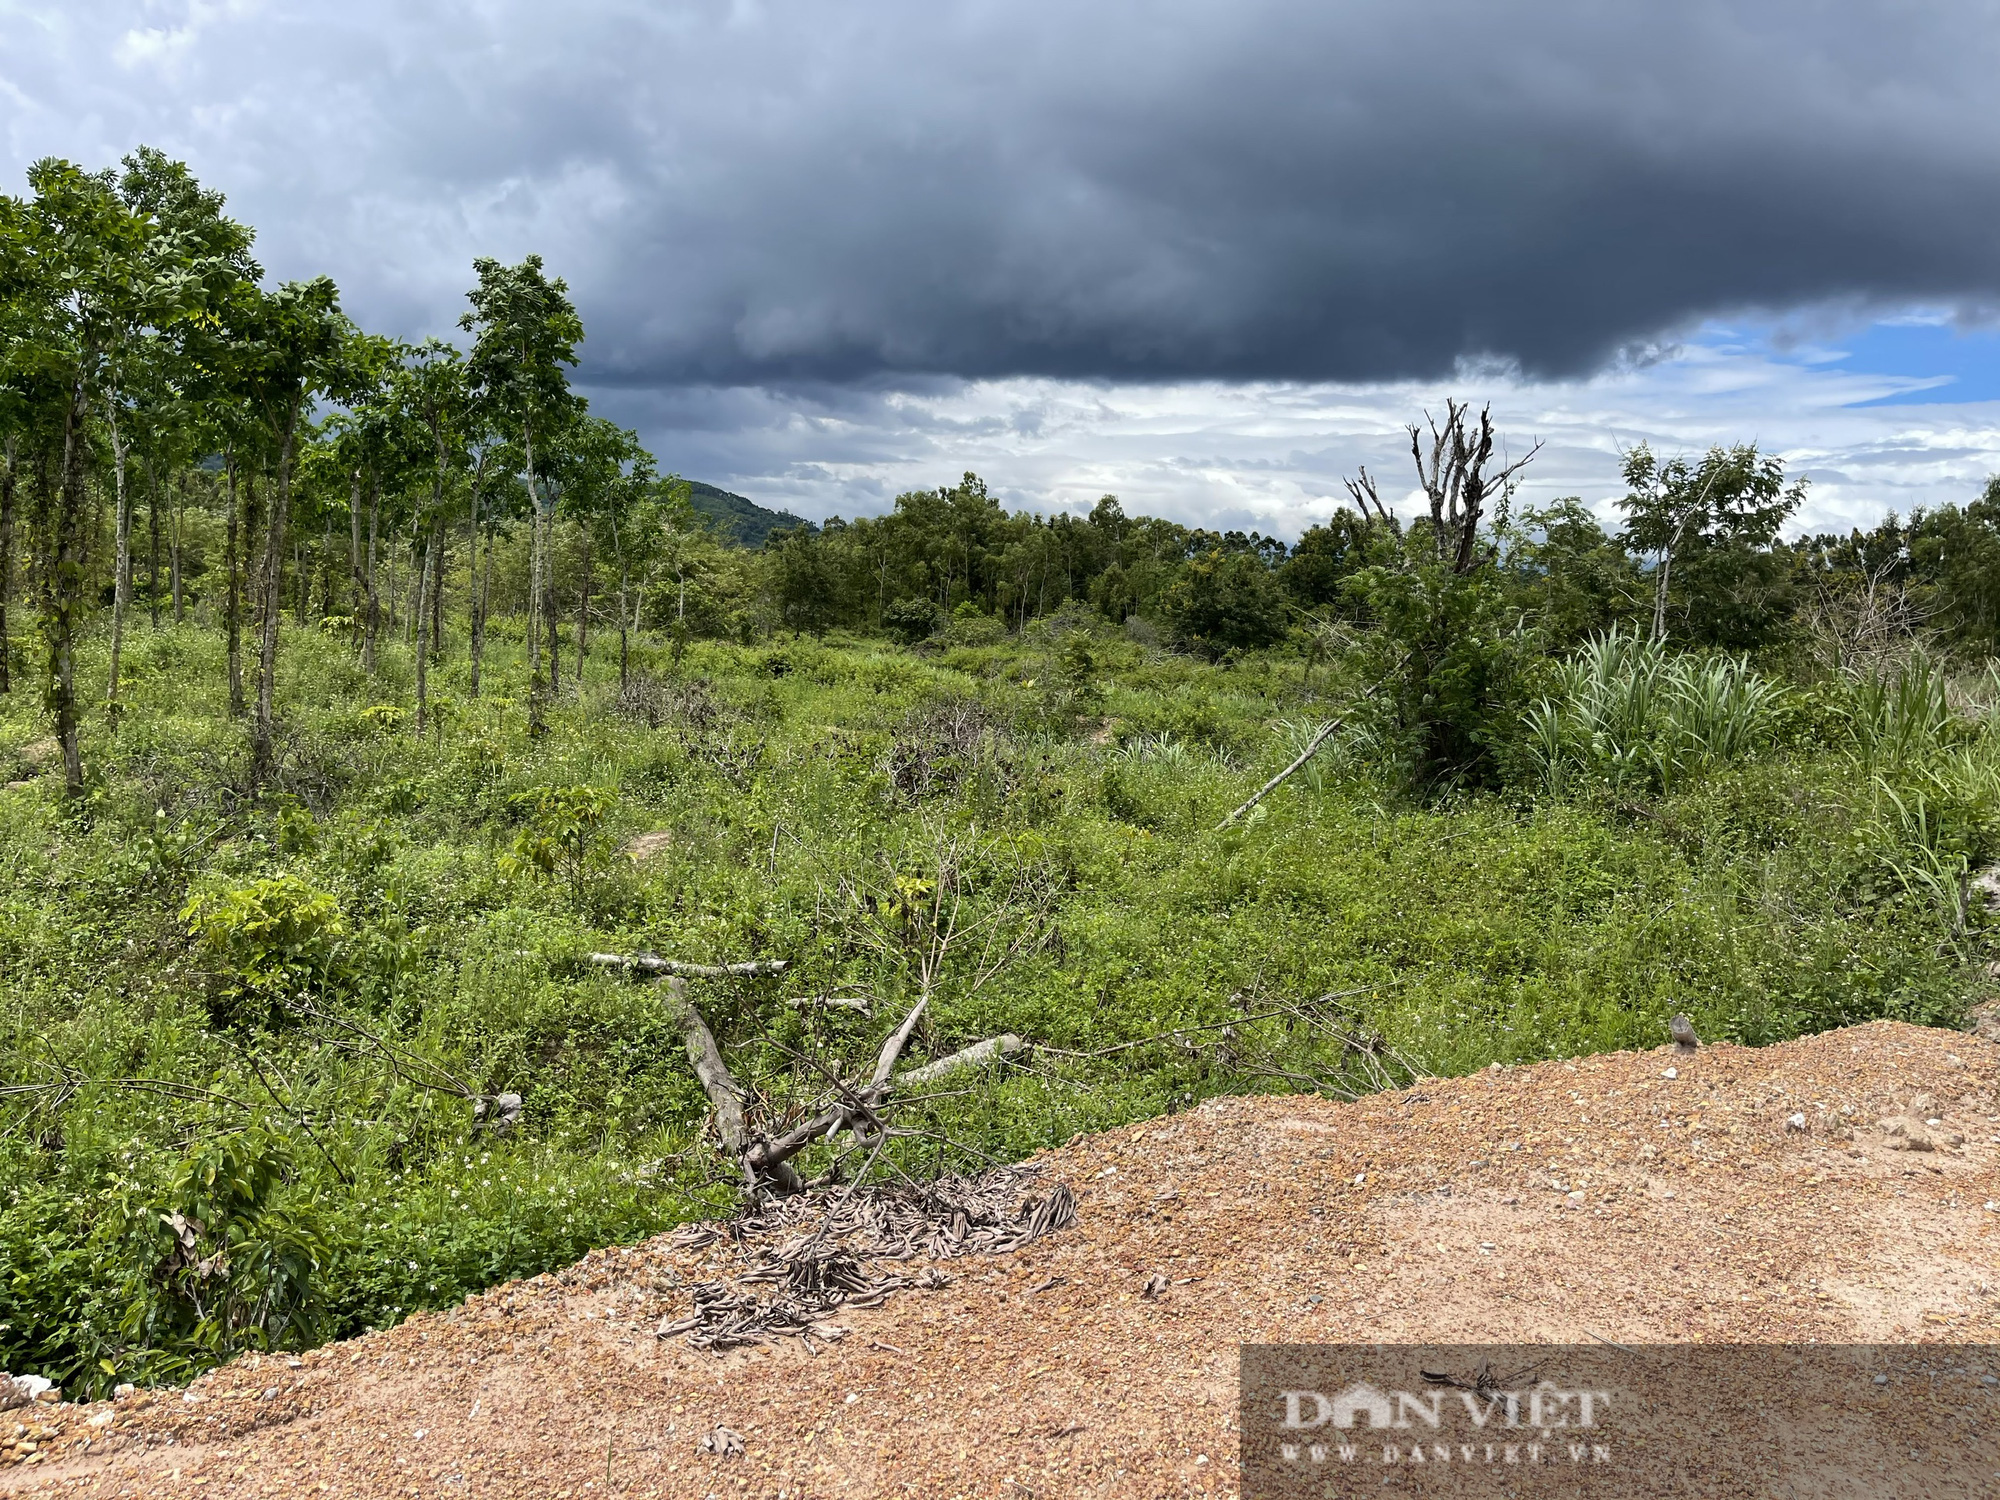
left=11, top=1, right=2000, bottom=387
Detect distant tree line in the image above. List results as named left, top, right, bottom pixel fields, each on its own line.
left=763, top=424, right=2000, bottom=666
left=7, top=149, right=2000, bottom=802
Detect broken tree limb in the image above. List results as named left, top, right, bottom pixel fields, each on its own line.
left=897, top=1034, right=1028, bottom=1086
left=588, top=952, right=788, bottom=978
left=1214, top=657, right=1404, bottom=831
left=870, top=994, right=931, bottom=1085
left=662, top=977, right=746, bottom=1155
left=658, top=974, right=807, bottom=1196
left=786, top=994, right=875, bottom=1014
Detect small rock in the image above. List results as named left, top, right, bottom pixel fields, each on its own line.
left=1786, top=1113, right=1808, bottom=1134
left=700, top=1425, right=745, bottom=1457
left=1874, top=1374, right=1890, bottom=1387
left=1140, top=1273, right=1170, bottom=1300
left=0, top=1377, right=54, bottom=1413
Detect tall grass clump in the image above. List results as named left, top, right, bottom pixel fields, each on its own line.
left=1524, top=628, right=1783, bottom=797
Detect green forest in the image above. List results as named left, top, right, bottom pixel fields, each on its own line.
left=4, top=150, right=1999, bottom=1400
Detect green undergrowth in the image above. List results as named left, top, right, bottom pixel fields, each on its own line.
left=0, top=615, right=1991, bottom=1396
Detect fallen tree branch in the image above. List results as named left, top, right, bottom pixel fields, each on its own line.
left=786, top=994, right=875, bottom=1014
left=588, top=952, right=789, bottom=978
left=661, top=975, right=795, bottom=1193
left=871, top=993, right=931, bottom=1085
left=1215, top=658, right=1403, bottom=830
left=897, top=1034, right=1027, bottom=1086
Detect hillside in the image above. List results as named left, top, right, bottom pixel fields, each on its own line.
left=9, top=1021, right=1995, bottom=1497
left=685, top=480, right=813, bottom=547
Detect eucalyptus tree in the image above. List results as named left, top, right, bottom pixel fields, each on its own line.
left=458, top=401, right=512, bottom=696
left=468, top=466, right=528, bottom=695
left=120, top=149, right=255, bottom=633
left=325, top=344, right=398, bottom=673
left=392, top=338, right=475, bottom=734
left=554, top=414, right=647, bottom=685
left=637, top=475, right=713, bottom=660
left=0, top=160, right=163, bottom=793
left=224, top=275, right=353, bottom=782
left=97, top=150, right=256, bottom=716
left=0, top=209, right=31, bottom=697
left=1620, top=443, right=1806, bottom=649
left=461, top=254, right=581, bottom=736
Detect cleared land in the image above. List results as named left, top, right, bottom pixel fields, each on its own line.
left=6, top=1019, right=1996, bottom=1498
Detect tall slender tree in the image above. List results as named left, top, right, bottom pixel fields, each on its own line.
left=225, top=276, right=351, bottom=783
left=461, top=255, right=581, bottom=737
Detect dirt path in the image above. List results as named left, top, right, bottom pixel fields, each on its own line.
left=7, top=1020, right=1997, bottom=1498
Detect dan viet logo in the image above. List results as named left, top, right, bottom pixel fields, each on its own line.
left=1273, top=1379, right=1615, bottom=1467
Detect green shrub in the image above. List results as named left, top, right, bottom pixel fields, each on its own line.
left=183, top=873, right=347, bottom=1022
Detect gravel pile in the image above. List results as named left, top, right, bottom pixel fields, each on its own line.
left=7, top=1019, right=1996, bottom=1498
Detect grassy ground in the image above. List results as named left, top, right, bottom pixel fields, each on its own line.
left=0, top=610, right=1988, bottom=1395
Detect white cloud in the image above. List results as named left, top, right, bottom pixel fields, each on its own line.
left=607, top=338, right=2000, bottom=536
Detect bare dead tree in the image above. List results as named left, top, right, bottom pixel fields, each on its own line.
left=1408, top=400, right=1542, bottom=574
left=592, top=825, right=1052, bottom=1199
left=1342, top=466, right=1395, bottom=528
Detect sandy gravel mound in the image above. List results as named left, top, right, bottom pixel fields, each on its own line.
left=7, top=1020, right=1997, bottom=1498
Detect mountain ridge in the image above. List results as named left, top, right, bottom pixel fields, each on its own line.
left=686, top=480, right=812, bottom=548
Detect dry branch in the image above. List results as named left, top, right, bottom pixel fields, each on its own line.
left=1215, top=660, right=1402, bottom=830
left=904, top=1040, right=1032, bottom=1088
left=897, top=1034, right=1027, bottom=1086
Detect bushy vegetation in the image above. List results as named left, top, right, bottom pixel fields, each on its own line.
left=3, top=146, right=1998, bottom=1401
left=2, top=608, right=1995, bottom=1398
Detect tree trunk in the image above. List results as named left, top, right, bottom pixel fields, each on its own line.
left=104, top=401, right=132, bottom=724
left=0, top=435, right=13, bottom=695
left=363, top=474, right=381, bottom=674
left=49, top=374, right=91, bottom=797
left=548, top=556, right=561, bottom=697
left=466, top=474, right=484, bottom=697
left=430, top=523, right=444, bottom=661
left=1652, top=549, right=1672, bottom=642
left=170, top=473, right=185, bottom=625
left=347, top=467, right=364, bottom=653
left=226, top=457, right=244, bottom=719
left=523, top=419, right=545, bottom=736
left=147, top=463, right=162, bottom=630
left=414, top=521, right=437, bottom=736
left=575, top=529, right=591, bottom=681
left=616, top=552, right=631, bottom=691
left=252, top=406, right=300, bottom=785
left=476, top=529, right=493, bottom=696
left=404, top=521, right=420, bottom=648
left=320, top=521, right=335, bottom=619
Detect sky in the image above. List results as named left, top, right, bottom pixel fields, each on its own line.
left=7, top=0, right=2000, bottom=537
